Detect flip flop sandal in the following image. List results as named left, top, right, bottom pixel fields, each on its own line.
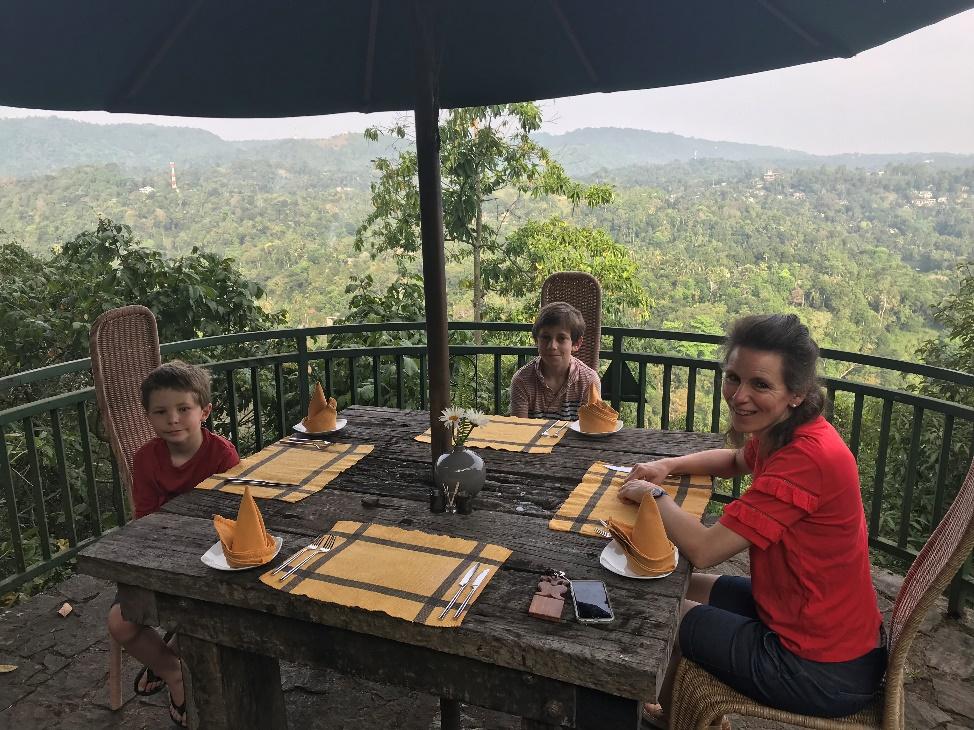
left=132, top=630, right=176, bottom=696
left=169, top=695, right=187, bottom=728
left=640, top=703, right=666, bottom=729
left=133, top=665, right=166, bottom=696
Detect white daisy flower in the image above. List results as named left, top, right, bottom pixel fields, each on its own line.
left=465, top=410, right=489, bottom=427
left=439, top=406, right=464, bottom=426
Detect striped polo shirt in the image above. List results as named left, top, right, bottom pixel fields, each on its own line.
left=509, top=356, right=601, bottom=421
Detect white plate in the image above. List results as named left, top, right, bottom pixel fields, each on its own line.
left=292, top=417, right=347, bottom=436
left=201, top=535, right=283, bottom=571
left=599, top=539, right=678, bottom=580
left=568, top=419, right=623, bottom=437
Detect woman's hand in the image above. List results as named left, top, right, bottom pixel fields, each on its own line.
left=626, top=458, right=672, bottom=485
left=618, top=479, right=659, bottom=505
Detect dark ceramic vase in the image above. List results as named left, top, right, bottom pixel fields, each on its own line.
left=434, top=446, right=486, bottom=497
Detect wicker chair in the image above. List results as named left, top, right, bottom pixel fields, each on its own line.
left=540, top=271, right=602, bottom=370
left=89, top=305, right=161, bottom=710
left=669, top=457, right=974, bottom=730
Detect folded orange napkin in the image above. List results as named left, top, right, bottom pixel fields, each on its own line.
left=303, top=382, right=337, bottom=432
left=578, top=382, right=619, bottom=433
left=213, top=486, right=277, bottom=568
left=606, top=496, right=676, bottom=577
left=549, top=462, right=714, bottom=537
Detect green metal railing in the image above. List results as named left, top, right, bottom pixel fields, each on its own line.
left=2, top=322, right=972, bottom=613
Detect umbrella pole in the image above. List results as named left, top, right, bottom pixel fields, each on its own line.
left=413, top=1, right=450, bottom=466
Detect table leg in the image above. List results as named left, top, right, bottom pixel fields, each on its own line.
left=520, top=688, right=640, bottom=729
left=179, top=633, right=288, bottom=730
left=440, top=696, right=461, bottom=730
left=520, top=719, right=561, bottom=729
left=576, top=687, right=641, bottom=729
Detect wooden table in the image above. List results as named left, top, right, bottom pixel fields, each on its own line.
left=79, top=406, right=724, bottom=730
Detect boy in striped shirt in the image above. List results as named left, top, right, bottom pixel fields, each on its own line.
left=510, top=302, right=601, bottom=420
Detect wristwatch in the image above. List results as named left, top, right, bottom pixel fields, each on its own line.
left=650, top=485, right=666, bottom=499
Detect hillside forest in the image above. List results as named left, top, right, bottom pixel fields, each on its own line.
left=1, top=115, right=972, bottom=371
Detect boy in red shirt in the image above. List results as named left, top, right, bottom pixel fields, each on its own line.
left=107, top=361, right=239, bottom=727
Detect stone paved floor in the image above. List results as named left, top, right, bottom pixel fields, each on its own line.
left=1, top=555, right=971, bottom=729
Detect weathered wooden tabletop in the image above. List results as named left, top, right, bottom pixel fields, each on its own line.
left=79, top=406, right=724, bottom=730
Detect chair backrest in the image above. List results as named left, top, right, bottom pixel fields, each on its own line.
left=882, top=458, right=974, bottom=727
left=540, top=272, right=602, bottom=370
left=89, top=305, right=161, bottom=507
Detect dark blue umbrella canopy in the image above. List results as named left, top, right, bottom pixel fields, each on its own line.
left=1, top=1, right=971, bottom=117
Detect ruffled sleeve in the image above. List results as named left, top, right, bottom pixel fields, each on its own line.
left=720, top=440, right=823, bottom=550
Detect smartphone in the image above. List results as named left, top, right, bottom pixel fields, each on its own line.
left=570, top=580, right=614, bottom=623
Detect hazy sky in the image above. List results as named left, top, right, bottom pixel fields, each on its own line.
left=2, top=9, right=972, bottom=155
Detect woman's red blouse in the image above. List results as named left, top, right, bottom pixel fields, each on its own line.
left=720, top=416, right=882, bottom=662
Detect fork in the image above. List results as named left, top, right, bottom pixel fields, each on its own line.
left=270, top=533, right=328, bottom=575
left=281, top=534, right=337, bottom=579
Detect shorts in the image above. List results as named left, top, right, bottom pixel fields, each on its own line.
left=679, top=575, right=887, bottom=717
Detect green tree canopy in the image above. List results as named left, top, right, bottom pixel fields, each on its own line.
left=482, top=217, right=651, bottom=324
left=0, top=218, right=284, bottom=377
left=355, top=104, right=614, bottom=327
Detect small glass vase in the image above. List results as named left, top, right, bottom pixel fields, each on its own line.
left=434, top=445, right=486, bottom=499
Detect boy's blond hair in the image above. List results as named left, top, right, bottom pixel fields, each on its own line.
left=140, top=360, right=212, bottom=410
left=532, top=302, right=586, bottom=343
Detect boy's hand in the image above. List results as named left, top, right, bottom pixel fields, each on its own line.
left=618, top=479, right=658, bottom=504
left=626, top=459, right=671, bottom=485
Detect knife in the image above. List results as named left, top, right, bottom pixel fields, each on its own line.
left=454, top=568, right=490, bottom=617
left=226, top=477, right=301, bottom=489
left=606, top=464, right=632, bottom=473
left=438, top=562, right=480, bottom=619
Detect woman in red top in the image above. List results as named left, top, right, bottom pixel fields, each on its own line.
left=620, top=314, right=886, bottom=724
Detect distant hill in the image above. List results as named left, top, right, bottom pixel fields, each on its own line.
left=533, top=127, right=812, bottom=174
left=0, top=117, right=401, bottom=183
left=2, top=117, right=973, bottom=181
left=535, top=127, right=974, bottom=176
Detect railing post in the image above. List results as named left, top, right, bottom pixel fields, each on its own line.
left=297, top=334, right=310, bottom=414
left=226, top=371, right=239, bottom=449
left=610, top=333, right=623, bottom=412
left=250, top=367, right=263, bottom=452
left=110, top=458, right=126, bottom=527
left=0, top=425, right=26, bottom=572
left=24, top=417, right=52, bottom=561
left=948, top=555, right=971, bottom=617
left=50, top=409, right=78, bottom=546
left=76, top=402, right=101, bottom=537
left=274, top=363, right=286, bottom=442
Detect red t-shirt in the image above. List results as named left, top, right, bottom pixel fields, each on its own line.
left=132, top=428, right=239, bottom=519
left=720, top=416, right=881, bottom=662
